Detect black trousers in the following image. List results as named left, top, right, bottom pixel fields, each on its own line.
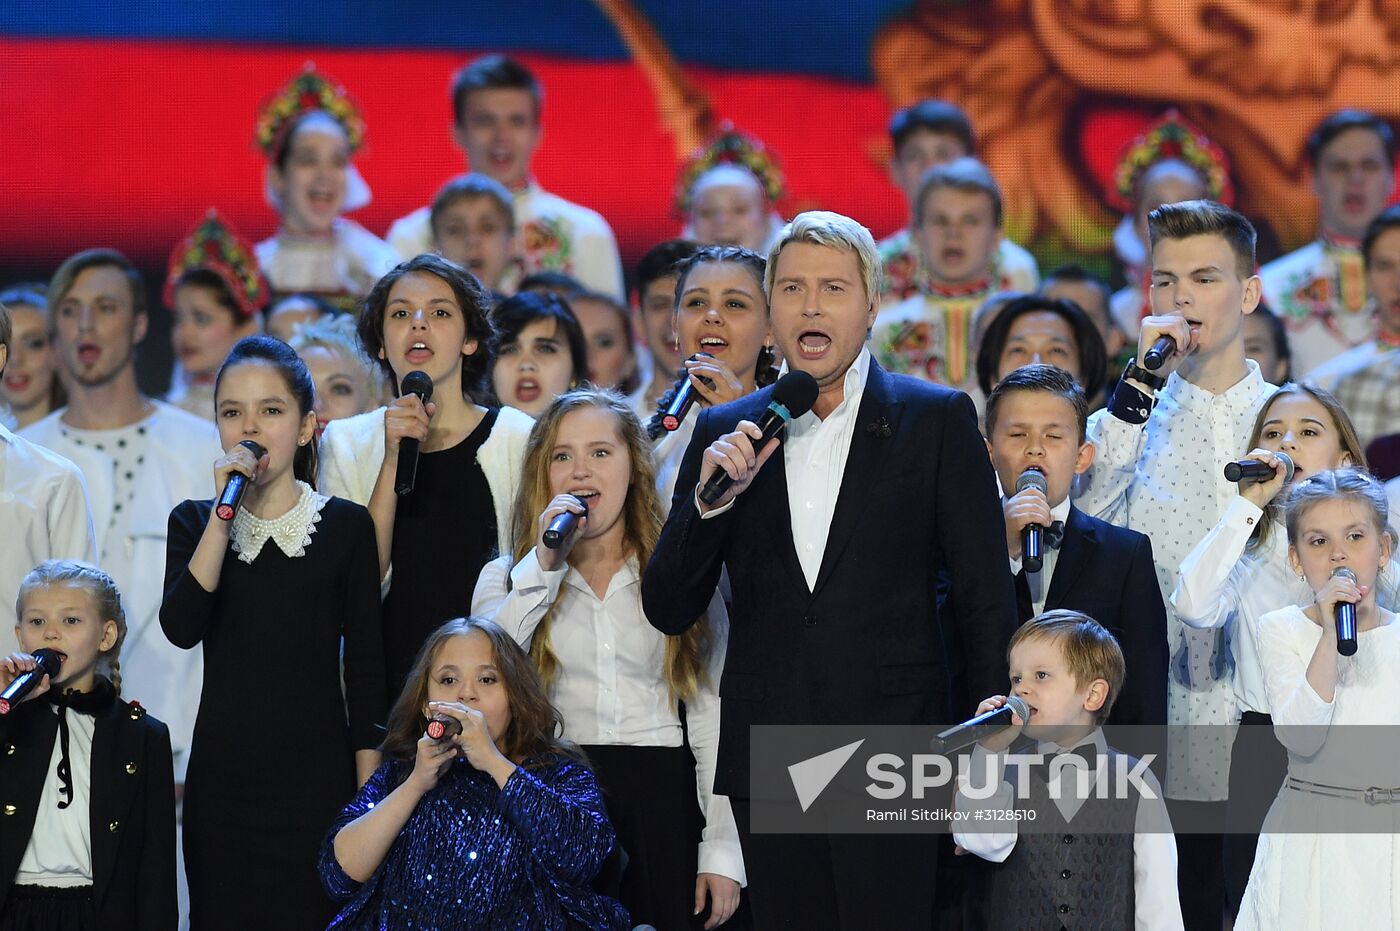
left=731, top=798, right=938, bottom=930
left=1223, top=712, right=1288, bottom=918
left=1168, top=800, right=1225, bottom=931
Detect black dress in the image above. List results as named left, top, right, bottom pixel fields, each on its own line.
left=160, top=495, right=386, bottom=931
left=381, top=408, right=499, bottom=694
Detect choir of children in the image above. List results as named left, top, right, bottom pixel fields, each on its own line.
left=2, top=58, right=1399, bottom=931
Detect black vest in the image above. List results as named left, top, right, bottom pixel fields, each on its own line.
left=985, top=746, right=1142, bottom=931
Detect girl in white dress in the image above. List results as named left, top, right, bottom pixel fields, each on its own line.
left=1171, top=383, right=1375, bottom=916
left=1237, top=468, right=1400, bottom=929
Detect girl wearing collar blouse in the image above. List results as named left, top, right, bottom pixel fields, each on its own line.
left=159, top=337, right=386, bottom=930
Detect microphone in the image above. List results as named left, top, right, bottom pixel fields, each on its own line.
left=0, top=649, right=62, bottom=715
left=1016, top=469, right=1048, bottom=574
left=698, top=371, right=819, bottom=507
left=1333, top=566, right=1358, bottom=657
left=931, top=696, right=1031, bottom=754
left=214, top=440, right=268, bottom=521
left=1224, top=452, right=1295, bottom=485
left=394, top=371, right=434, bottom=497
left=542, top=496, right=589, bottom=550
left=1142, top=335, right=1176, bottom=371
left=661, top=353, right=714, bottom=432
left=425, top=714, right=463, bottom=741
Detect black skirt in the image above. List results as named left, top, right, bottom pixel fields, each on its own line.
left=0, top=885, right=96, bottom=931
left=582, top=744, right=706, bottom=931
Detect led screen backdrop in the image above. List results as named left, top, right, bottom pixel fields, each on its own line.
left=4, top=1, right=1397, bottom=289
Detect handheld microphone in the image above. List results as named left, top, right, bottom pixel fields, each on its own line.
left=698, top=371, right=819, bottom=507
left=661, top=353, right=714, bottom=432
left=425, top=714, right=463, bottom=741
left=542, top=496, right=588, bottom=550
left=1333, top=566, right=1358, bottom=657
left=0, top=649, right=62, bottom=715
left=1142, top=335, right=1176, bottom=371
left=1016, top=469, right=1048, bottom=574
left=214, top=440, right=268, bottom=521
left=394, top=371, right=434, bottom=497
left=931, top=696, right=1031, bottom=754
left=1224, top=452, right=1295, bottom=485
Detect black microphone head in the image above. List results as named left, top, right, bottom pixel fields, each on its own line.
left=771, top=370, right=819, bottom=419
left=238, top=440, right=267, bottom=459
left=400, top=370, right=434, bottom=404
left=1015, top=468, right=1048, bottom=495
left=1143, top=335, right=1176, bottom=371
left=31, top=648, right=63, bottom=678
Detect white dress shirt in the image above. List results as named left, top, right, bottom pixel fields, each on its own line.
left=0, top=422, right=97, bottom=651
left=695, top=348, right=873, bottom=594
left=954, top=729, right=1184, bottom=931
left=782, top=348, right=871, bottom=589
left=1076, top=361, right=1274, bottom=801
left=471, top=549, right=745, bottom=884
left=1008, top=496, right=1073, bottom=618
left=1171, top=497, right=1312, bottom=717
left=15, top=708, right=95, bottom=887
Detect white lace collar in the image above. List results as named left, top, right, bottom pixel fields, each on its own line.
left=229, top=481, right=329, bottom=564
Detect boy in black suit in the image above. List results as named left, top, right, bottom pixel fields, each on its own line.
left=985, top=364, right=1167, bottom=729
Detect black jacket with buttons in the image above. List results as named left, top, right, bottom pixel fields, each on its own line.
left=0, top=690, right=177, bottom=930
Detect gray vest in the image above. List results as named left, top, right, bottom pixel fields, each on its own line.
left=985, top=746, right=1141, bottom=931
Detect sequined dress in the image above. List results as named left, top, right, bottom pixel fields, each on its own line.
left=319, top=756, right=629, bottom=930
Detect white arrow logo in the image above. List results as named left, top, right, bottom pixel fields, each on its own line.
left=788, top=739, right=865, bottom=812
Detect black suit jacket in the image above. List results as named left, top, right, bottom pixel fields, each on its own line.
left=1015, top=504, right=1169, bottom=729
left=642, top=360, right=1018, bottom=797
left=0, top=695, right=178, bottom=930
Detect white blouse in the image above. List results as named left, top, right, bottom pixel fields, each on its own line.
left=15, top=708, right=94, bottom=886
left=1171, top=497, right=1312, bottom=716
left=472, top=548, right=744, bottom=883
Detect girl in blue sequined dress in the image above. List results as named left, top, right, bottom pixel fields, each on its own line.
left=319, top=616, right=629, bottom=930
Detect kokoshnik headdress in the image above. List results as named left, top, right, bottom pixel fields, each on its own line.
left=674, top=123, right=786, bottom=217
left=163, top=209, right=271, bottom=319
left=255, top=64, right=372, bottom=213
left=1111, top=109, right=1233, bottom=213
